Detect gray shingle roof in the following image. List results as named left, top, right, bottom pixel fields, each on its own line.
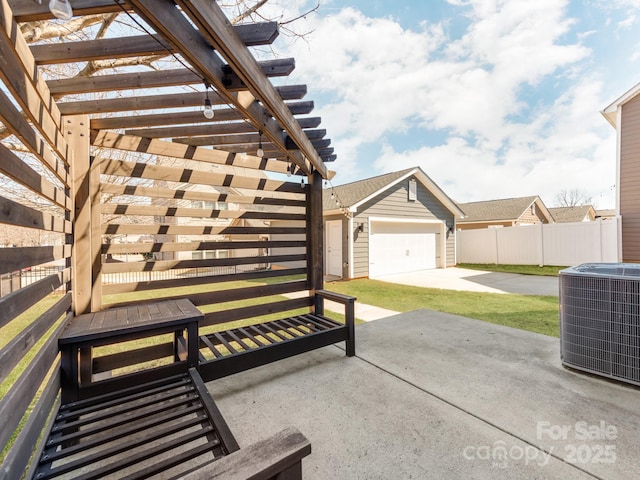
left=323, top=168, right=416, bottom=210
left=548, top=206, right=594, bottom=223
left=457, top=196, right=539, bottom=223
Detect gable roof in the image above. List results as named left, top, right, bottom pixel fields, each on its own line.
left=548, top=205, right=595, bottom=223
left=596, top=209, right=616, bottom=219
left=323, top=167, right=463, bottom=217
left=601, top=80, right=640, bottom=128
left=457, top=196, right=552, bottom=223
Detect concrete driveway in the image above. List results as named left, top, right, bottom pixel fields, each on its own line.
left=376, top=267, right=559, bottom=296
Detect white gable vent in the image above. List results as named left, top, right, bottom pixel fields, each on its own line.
left=408, top=179, right=417, bottom=201
left=560, top=263, right=640, bottom=386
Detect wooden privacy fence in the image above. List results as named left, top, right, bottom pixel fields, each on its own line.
left=456, top=218, right=620, bottom=266
left=0, top=1, right=354, bottom=477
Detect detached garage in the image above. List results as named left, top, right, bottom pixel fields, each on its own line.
left=323, top=167, right=464, bottom=279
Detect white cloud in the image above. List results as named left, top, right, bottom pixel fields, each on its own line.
left=278, top=1, right=619, bottom=208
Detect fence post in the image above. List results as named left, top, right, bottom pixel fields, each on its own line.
left=598, top=218, right=604, bottom=262
left=494, top=227, right=499, bottom=265
left=538, top=222, right=544, bottom=267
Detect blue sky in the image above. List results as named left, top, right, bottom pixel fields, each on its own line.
left=256, top=0, right=640, bottom=209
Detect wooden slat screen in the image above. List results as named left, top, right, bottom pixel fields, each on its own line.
left=0, top=4, right=74, bottom=466
left=96, top=139, right=311, bottom=326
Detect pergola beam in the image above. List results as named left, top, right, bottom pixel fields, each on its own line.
left=168, top=129, right=327, bottom=148
left=10, top=0, right=129, bottom=23
left=31, top=22, right=279, bottom=65
left=177, top=0, right=328, bottom=177
left=58, top=82, right=305, bottom=115
left=90, top=100, right=313, bottom=131
left=128, top=0, right=321, bottom=176
left=49, top=64, right=302, bottom=97
left=124, top=116, right=322, bottom=140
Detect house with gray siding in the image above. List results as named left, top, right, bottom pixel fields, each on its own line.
left=323, top=167, right=463, bottom=279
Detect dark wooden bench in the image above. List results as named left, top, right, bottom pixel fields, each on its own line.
left=198, top=290, right=356, bottom=381
left=1, top=298, right=311, bottom=480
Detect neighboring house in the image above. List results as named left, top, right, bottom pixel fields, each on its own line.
left=322, top=167, right=463, bottom=279
left=595, top=209, right=616, bottom=220
left=456, top=196, right=553, bottom=230
left=548, top=205, right=596, bottom=223
left=602, top=81, right=640, bottom=262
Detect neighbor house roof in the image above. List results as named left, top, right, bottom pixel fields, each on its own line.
left=596, top=209, right=616, bottom=219
left=323, top=167, right=464, bottom=217
left=601, top=80, right=640, bottom=128
left=457, top=196, right=553, bottom=224
left=548, top=205, right=596, bottom=223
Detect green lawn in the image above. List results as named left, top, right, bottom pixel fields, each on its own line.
left=457, top=263, right=568, bottom=277
left=325, top=278, right=560, bottom=337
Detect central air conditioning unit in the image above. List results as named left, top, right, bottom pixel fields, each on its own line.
left=560, top=263, right=640, bottom=386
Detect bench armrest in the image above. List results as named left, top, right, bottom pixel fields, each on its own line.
left=314, top=290, right=356, bottom=357
left=179, top=427, right=311, bottom=480
left=315, top=289, right=356, bottom=305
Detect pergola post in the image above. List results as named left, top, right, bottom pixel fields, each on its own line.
left=307, top=169, right=324, bottom=314
left=67, top=115, right=101, bottom=314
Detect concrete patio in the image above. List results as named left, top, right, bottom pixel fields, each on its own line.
left=209, top=310, right=639, bottom=479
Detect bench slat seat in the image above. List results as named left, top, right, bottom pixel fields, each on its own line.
left=33, top=368, right=239, bottom=480
left=199, top=313, right=348, bottom=381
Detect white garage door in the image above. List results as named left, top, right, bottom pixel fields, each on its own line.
left=369, top=221, right=438, bottom=278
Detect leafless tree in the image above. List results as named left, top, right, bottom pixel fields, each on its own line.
left=554, top=189, right=593, bottom=208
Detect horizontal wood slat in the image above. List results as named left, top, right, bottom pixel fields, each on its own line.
left=0, top=314, right=69, bottom=452
left=0, top=143, right=71, bottom=210
left=0, top=88, right=69, bottom=181
left=0, top=292, right=71, bottom=382
left=103, top=240, right=305, bottom=255
left=0, top=245, right=71, bottom=275
left=102, top=253, right=305, bottom=274
left=0, top=42, right=67, bottom=162
left=0, top=1, right=66, bottom=154
left=99, top=182, right=305, bottom=206
left=91, top=132, right=292, bottom=176
left=104, top=280, right=308, bottom=311
left=0, top=268, right=70, bottom=329
left=101, top=203, right=306, bottom=221
left=99, top=159, right=302, bottom=193
left=102, top=224, right=305, bottom=236
left=1, top=360, right=60, bottom=480
left=101, top=267, right=306, bottom=295
left=0, top=196, right=71, bottom=234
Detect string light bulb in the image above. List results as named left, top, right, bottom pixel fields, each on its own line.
left=287, top=160, right=292, bottom=177
left=256, top=132, right=264, bottom=157
left=203, top=82, right=214, bottom=119
left=49, top=0, right=73, bottom=20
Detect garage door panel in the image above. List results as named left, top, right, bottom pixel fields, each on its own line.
left=369, top=221, right=438, bottom=278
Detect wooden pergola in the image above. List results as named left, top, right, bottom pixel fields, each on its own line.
left=0, top=1, right=354, bottom=477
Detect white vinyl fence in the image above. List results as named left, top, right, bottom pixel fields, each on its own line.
left=456, top=218, right=620, bottom=266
